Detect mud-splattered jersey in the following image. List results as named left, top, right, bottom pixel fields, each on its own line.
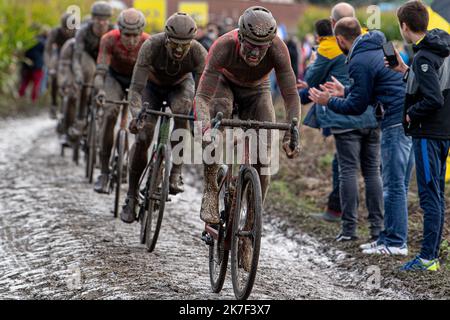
left=128, top=32, right=207, bottom=116
left=75, top=22, right=114, bottom=61
left=97, top=29, right=150, bottom=77
left=44, top=27, right=75, bottom=67
left=195, top=30, right=300, bottom=124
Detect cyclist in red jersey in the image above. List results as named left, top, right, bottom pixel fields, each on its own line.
left=93, top=8, right=150, bottom=194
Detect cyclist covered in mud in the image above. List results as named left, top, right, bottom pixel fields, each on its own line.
left=72, top=1, right=113, bottom=135
left=93, top=8, right=150, bottom=194
left=44, top=13, right=76, bottom=119
left=195, top=6, right=301, bottom=227
left=57, top=38, right=77, bottom=143
left=120, top=13, right=208, bottom=224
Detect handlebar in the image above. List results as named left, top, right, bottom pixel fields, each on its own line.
left=138, top=102, right=195, bottom=121
left=96, top=96, right=129, bottom=107
left=210, top=112, right=300, bottom=149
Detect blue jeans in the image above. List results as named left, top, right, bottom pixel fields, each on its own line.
left=413, top=138, right=450, bottom=260
left=377, top=125, right=414, bottom=247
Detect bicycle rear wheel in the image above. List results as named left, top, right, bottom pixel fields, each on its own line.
left=230, top=166, right=262, bottom=300
left=113, top=129, right=126, bottom=218
left=143, top=145, right=171, bottom=252
left=209, top=165, right=230, bottom=293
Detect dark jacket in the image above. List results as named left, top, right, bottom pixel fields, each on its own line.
left=23, top=35, right=46, bottom=71
left=404, top=29, right=450, bottom=139
left=302, top=36, right=377, bottom=131
left=327, top=31, right=406, bottom=129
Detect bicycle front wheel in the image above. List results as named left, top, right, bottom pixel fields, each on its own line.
left=230, top=166, right=262, bottom=300
left=144, top=145, right=171, bottom=253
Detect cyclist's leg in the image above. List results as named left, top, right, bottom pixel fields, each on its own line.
left=60, top=68, right=76, bottom=137
left=236, top=80, right=274, bottom=203
left=122, top=83, right=161, bottom=222
left=76, top=52, right=96, bottom=124
left=200, top=75, right=234, bottom=224
left=94, top=73, right=122, bottom=193
left=167, top=75, right=195, bottom=194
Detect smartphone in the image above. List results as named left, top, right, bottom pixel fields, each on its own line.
left=383, top=42, right=399, bottom=68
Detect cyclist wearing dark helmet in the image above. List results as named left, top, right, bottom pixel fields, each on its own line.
left=44, top=12, right=76, bottom=119
left=194, top=7, right=301, bottom=270
left=93, top=8, right=150, bottom=194
left=72, top=1, right=113, bottom=137
left=120, top=13, right=208, bottom=224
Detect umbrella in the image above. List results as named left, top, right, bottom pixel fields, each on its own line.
left=428, top=0, right=450, bottom=32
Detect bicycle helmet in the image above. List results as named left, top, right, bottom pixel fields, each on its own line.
left=238, top=6, right=277, bottom=45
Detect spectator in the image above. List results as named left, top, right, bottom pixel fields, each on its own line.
left=219, top=17, right=235, bottom=36
left=198, top=23, right=219, bottom=52
left=312, top=17, right=414, bottom=255
left=19, top=28, right=47, bottom=103
left=391, top=0, right=450, bottom=271
left=301, top=3, right=377, bottom=224
left=286, top=35, right=300, bottom=80
left=309, top=18, right=392, bottom=242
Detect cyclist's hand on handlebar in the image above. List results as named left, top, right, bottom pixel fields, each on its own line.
left=95, top=90, right=106, bottom=106
left=283, top=141, right=300, bottom=159
left=128, top=118, right=140, bottom=135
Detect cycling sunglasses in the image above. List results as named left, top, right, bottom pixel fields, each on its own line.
left=241, top=39, right=272, bottom=51
left=167, top=38, right=192, bottom=50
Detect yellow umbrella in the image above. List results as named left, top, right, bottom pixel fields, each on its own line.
left=428, top=0, right=450, bottom=32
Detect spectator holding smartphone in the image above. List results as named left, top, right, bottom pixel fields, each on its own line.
left=299, top=3, right=378, bottom=226
left=389, top=0, right=450, bottom=271
left=309, top=18, right=409, bottom=246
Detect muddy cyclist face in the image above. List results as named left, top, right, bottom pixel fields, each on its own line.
left=239, top=39, right=271, bottom=67
left=92, top=16, right=110, bottom=37
left=166, top=38, right=192, bottom=61
left=120, top=33, right=141, bottom=50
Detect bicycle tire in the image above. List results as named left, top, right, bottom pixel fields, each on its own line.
left=209, top=165, right=230, bottom=293
left=113, top=129, right=126, bottom=218
left=144, top=145, right=171, bottom=253
left=230, top=166, right=262, bottom=300
left=87, top=108, right=96, bottom=184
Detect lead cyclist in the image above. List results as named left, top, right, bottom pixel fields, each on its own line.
left=194, top=6, right=301, bottom=271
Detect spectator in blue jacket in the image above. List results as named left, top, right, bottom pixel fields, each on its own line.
left=310, top=18, right=413, bottom=253
left=300, top=10, right=378, bottom=225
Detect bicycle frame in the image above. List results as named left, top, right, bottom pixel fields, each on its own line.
left=204, top=113, right=299, bottom=249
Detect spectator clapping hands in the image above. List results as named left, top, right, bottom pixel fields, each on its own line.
left=308, top=76, right=345, bottom=105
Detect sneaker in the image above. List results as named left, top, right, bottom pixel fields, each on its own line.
left=360, top=240, right=379, bottom=250
left=362, top=244, right=408, bottom=256
left=400, top=256, right=440, bottom=271
left=335, top=233, right=358, bottom=242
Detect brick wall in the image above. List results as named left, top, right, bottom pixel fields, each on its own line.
left=123, top=0, right=305, bottom=33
